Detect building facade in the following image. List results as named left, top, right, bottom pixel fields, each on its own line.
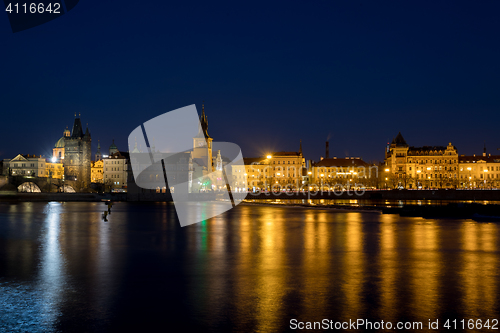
left=310, top=157, right=376, bottom=190
left=61, top=116, right=92, bottom=188
left=45, top=162, right=64, bottom=179
left=2, top=154, right=47, bottom=177
left=384, top=132, right=459, bottom=189
left=103, top=151, right=129, bottom=190
left=458, top=153, right=500, bottom=189
left=52, top=127, right=70, bottom=161
left=91, top=160, right=104, bottom=183
left=232, top=145, right=305, bottom=192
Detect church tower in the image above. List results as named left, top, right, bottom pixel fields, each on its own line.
left=53, top=127, right=71, bottom=161
left=192, top=103, right=213, bottom=172
left=95, top=140, right=102, bottom=161
left=109, top=139, right=119, bottom=156
left=63, top=114, right=92, bottom=189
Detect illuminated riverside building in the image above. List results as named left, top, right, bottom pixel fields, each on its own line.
left=2, top=154, right=47, bottom=177
left=383, top=132, right=500, bottom=189
left=45, top=161, right=64, bottom=179
left=383, top=132, right=459, bottom=189
left=103, top=151, right=129, bottom=190
left=310, top=157, right=376, bottom=189
left=91, top=160, right=104, bottom=183
left=232, top=145, right=305, bottom=191
left=50, top=115, right=92, bottom=189
left=52, top=127, right=70, bottom=161
left=127, top=105, right=230, bottom=198
left=458, top=152, right=500, bottom=189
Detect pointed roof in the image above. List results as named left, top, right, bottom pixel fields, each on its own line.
left=198, top=103, right=210, bottom=139
left=392, top=132, right=408, bottom=147
left=71, top=117, right=84, bottom=138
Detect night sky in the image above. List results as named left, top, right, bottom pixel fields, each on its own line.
left=1, top=1, right=499, bottom=163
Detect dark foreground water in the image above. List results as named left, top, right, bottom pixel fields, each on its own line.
left=0, top=202, right=499, bottom=332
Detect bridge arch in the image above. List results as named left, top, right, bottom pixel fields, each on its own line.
left=18, top=182, right=41, bottom=193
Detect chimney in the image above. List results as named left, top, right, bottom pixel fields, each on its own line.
left=326, top=141, right=329, bottom=159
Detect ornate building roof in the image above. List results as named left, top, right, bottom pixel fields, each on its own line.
left=198, top=104, right=210, bottom=139
left=391, top=132, right=408, bottom=147
left=54, top=137, right=65, bottom=148
left=71, top=116, right=84, bottom=138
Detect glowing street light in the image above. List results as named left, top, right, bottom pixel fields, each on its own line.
left=266, top=155, right=272, bottom=159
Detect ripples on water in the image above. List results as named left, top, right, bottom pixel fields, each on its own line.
left=0, top=202, right=499, bottom=332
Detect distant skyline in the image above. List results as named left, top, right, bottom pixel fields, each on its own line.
left=1, top=1, right=499, bottom=162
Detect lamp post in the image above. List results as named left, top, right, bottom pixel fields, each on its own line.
left=265, top=154, right=272, bottom=192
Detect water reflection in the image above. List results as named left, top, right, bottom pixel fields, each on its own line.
left=0, top=202, right=499, bottom=331
left=38, top=202, right=65, bottom=329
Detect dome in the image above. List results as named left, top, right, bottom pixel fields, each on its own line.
left=54, top=137, right=65, bottom=148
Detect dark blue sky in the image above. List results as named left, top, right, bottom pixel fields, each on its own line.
left=1, top=1, right=499, bottom=163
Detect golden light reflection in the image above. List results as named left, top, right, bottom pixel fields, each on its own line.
left=254, top=207, right=287, bottom=332
left=460, top=222, right=499, bottom=318
left=340, top=213, right=365, bottom=320
left=301, top=211, right=331, bottom=321
left=378, top=213, right=397, bottom=322
left=410, top=220, right=440, bottom=320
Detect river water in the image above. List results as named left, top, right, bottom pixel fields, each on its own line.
left=0, top=202, right=499, bottom=332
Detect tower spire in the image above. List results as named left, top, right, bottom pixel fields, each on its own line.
left=299, top=139, right=302, bottom=155
left=199, top=101, right=210, bottom=139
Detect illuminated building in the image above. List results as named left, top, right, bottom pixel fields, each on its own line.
left=52, top=127, right=70, bottom=161
left=91, top=160, right=104, bottom=183
left=2, top=154, right=47, bottom=177
left=458, top=147, right=500, bottom=188
left=127, top=105, right=218, bottom=198
left=62, top=115, right=92, bottom=188
left=45, top=161, right=64, bottom=179
left=232, top=142, right=305, bottom=191
left=384, top=132, right=459, bottom=189
left=311, top=157, right=375, bottom=190
left=103, top=150, right=129, bottom=190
